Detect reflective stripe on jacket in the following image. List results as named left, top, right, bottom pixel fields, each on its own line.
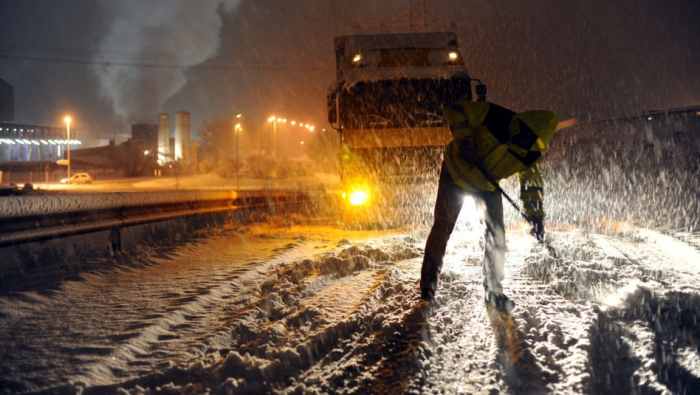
left=443, top=101, right=557, bottom=219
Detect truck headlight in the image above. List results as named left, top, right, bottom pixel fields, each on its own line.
left=349, top=190, right=369, bottom=206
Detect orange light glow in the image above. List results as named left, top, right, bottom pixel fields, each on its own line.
left=349, top=190, right=369, bottom=206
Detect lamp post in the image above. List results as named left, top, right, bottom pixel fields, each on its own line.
left=267, top=116, right=277, bottom=157
left=235, top=120, right=241, bottom=189
left=64, top=116, right=71, bottom=179
left=267, top=116, right=288, bottom=158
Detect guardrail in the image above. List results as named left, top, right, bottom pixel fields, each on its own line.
left=0, top=190, right=306, bottom=248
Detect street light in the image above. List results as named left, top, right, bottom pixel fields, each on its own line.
left=267, top=114, right=317, bottom=157
left=235, top=121, right=242, bottom=189
left=268, top=116, right=278, bottom=157
left=64, top=116, right=71, bottom=179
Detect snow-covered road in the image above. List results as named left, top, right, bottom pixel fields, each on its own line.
left=1, top=218, right=699, bottom=394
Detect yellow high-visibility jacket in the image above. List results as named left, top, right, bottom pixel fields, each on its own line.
left=443, top=101, right=557, bottom=219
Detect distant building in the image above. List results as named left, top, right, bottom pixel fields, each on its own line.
left=174, top=111, right=190, bottom=164
left=131, top=123, right=158, bottom=155
left=0, top=78, right=83, bottom=163
left=158, top=113, right=170, bottom=161
left=70, top=138, right=153, bottom=177
left=0, top=78, right=14, bottom=122
left=0, top=121, right=79, bottom=162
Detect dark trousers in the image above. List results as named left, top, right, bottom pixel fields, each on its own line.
left=421, top=163, right=506, bottom=296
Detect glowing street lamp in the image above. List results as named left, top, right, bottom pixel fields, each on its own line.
left=64, top=116, right=71, bottom=179
left=267, top=114, right=317, bottom=157
left=235, top=121, right=242, bottom=189
left=268, top=115, right=280, bottom=157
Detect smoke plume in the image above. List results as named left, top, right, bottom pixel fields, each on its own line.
left=93, top=0, right=240, bottom=123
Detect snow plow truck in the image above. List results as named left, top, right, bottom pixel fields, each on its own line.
left=327, top=32, right=487, bottom=226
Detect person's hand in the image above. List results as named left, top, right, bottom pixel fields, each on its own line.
left=527, top=216, right=545, bottom=242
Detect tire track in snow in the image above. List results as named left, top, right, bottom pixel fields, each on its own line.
left=216, top=239, right=424, bottom=393
left=90, top=236, right=425, bottom=393
left=523, top=226, right=700, bottom=393
left=0, top=227, right=336, bottom=392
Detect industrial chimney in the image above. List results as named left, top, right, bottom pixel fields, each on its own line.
left=158, top=113, right=169, bottom=162
left=174, top=111, right=190, bottom=164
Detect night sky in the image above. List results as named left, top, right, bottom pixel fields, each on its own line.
left=0, top=0, right=698, bottom=146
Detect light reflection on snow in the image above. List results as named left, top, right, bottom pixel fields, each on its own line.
left=461, top=195, right=481, bottom=230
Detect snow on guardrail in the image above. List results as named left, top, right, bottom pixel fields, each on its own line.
left=0, top=190, right=306, bottom=247
left=0, top=190, right=237, bottom=219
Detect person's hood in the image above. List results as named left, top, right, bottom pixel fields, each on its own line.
left=509, top=110, right=558, bottom=151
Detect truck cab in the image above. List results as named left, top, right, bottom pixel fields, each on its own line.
left=328, top=32, right=486, bottom=226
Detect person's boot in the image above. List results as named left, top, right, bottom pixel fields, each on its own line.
left=485, top=291, right=515, bottom=314
left=420, top=260, right=439, bottom=301
left=420, top=278, right=436, bottom=301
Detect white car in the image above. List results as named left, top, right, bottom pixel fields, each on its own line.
left=61, top=173, right=94, bottom=185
